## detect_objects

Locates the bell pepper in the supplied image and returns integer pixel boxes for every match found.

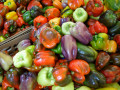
[27,0,42,10]
[0,52,13,71]
[77,42,98,62]
[13,50,33,68]
[2,77,12,90]
[3,29,10,38]
[30,6,43,18]
[103,40,117,53]
[16,6,26,17]
[4,0,17,10]
[104,0,120,11]
[86,0,104,17]
[101,65,120,83]
[61,6,73,18]
[45,8,60,21]
[20,72,37,90]
[40,27,61,49]
[99,10,117,28]
[25,45,35,57]
[42,0,52,6]
[73,7,88,22]
[23,11,33,25]
[0,36,6,42]
[89,21,108,35]
[29,27,37,43]
[76,86,91,90]
[105,83,120,89]
[0,4,9,17]
[90,33,108,50]
[53,25,62,35]
[68,0,84,10]
[114,34,120,46]
[16,17,25,27]
[49,18,60,28]
[42,6,55,13]
[52,66,72,86]
[34,51,56,67]
[0,15,3,30]
[62,21,75,35]
[110,53,120,66]
[96,52,110,70]
[37,67,55,86]
[52,82,74,90]
[53,0,63,10]
[55,59,68,67]
[87,19,97,26]
[51,42,62,54]
[61,35,77,61]
[109,21,120,36]
[4,20,17,33]
[96,87,117,90]
[83,63,106,88]
[6,68,22,89]
[70,22,93,45]
[33,15,47,28]
[6,11,18,20]
[17,0,30,6]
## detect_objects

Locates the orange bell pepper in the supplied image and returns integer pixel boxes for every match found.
[53,0,63,10]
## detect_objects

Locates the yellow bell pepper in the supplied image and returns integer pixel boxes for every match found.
[4,0,17,11]
[6,11,18,20]
[96,87,117,90]
[49,17,60,28]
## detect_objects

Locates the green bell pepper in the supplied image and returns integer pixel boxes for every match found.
[25,45,35,57]
[42,6,55,13]
[90,33,108,50]
[105,83,120,90]
[104,0,120,11]
[37,67,55,86]
[53,25,63,35]
[83,63,106,88]
[7,87,14,90]
[99,10,117,28]
[76,86,91,90]
[61,6,73,18]
[77,42,98,62]
[52,82,74,90]
[73,8,88,22]
[0,36,6,42]
[13,50,32,68]
[51,42,62,54]
[109,21,120,36]
[23,11,33,25]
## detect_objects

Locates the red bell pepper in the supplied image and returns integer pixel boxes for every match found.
[88,21,108,35]
[42,0,53,6]
[34,51,56,67]
[33,15,47,28]
[68,0,84,10]
[16,6,26,17]
[96,52,110,70]
[86,0,104,17]
[27,0,43,10]
[29,27,37,42]
[87,19,97,26]
[114,34,120,46]
[0,4,9,17]
[16,17,25,27]
[45,8,60,21]
[101,65,120,83]
[55,59,68,67]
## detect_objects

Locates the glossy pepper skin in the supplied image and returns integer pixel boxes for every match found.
[40,27,61,49]
[110,53,120,66]
[114,34,120,46]
[53,0,63,10]
[96,52,110,70]
[108,21,120,36]
[101,65,120,83]
[34,51,56,67]
[42,6,55,13]
[86,0,104,17]
[16,17,25,27]
[49,18,60,28]
[45,8,60,21]
[42,0,52,6]
[77,42,98,62]
[2,77,12,90]
[16,6,26,17]
[4,0,17,10]
[17,0,30,6]
[23,11,33,25]
[6,11,18,20]
[89,21,108,35]
[99,10,117,28]
[84,63,106,88]
[68,0,84,10]
[34,15,47,28]
[90,33,108,50]
[4,20,17,33]
[51,42,62,54]
[29,27,37,43]
[53,25,62,35]
[0,4,9,17]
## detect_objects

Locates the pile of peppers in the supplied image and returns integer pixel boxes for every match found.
[0,0,120,90]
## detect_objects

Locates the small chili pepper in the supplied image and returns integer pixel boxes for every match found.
[0,4,9,17]
[45,8,60,21]
[4,0,17,10]
[89,21,108,35]
[6,11,18,20]
[16,5,26,17]
[16,17,25,27]
[86,0,104,17]
[33,15,47,28]
[42,0,52,6]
